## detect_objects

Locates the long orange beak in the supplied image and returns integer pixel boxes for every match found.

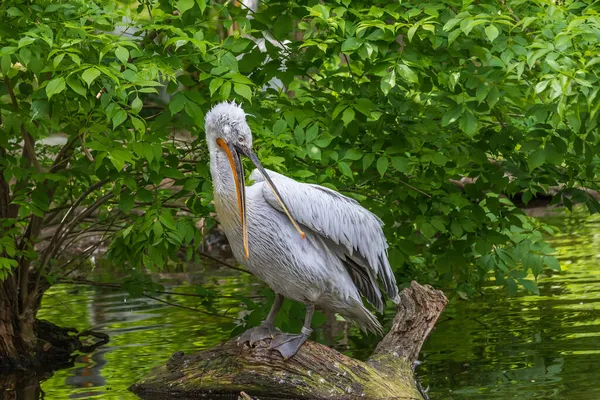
[216,138,249,259]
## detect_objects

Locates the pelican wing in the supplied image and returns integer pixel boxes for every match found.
[250,169,399,311]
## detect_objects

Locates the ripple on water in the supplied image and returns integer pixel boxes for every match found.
[419,212,600,399]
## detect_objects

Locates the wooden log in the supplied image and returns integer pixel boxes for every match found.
[130,281,447,400]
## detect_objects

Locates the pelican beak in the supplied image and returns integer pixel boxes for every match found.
[216,138,249,259]
[233,144,306,241]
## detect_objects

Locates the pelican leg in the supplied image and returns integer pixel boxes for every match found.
[270,303,314,359]
[238,293,284,346]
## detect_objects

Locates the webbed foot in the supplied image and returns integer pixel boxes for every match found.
[238,324,280,347]
[269,327,312,359]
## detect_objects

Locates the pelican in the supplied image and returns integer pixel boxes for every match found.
[205,101,400,359]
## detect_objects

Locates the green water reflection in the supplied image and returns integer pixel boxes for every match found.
[37,209,600,399]
[418,209,600,399]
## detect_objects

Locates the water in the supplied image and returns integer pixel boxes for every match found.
[418,209,600,399]
[34,209,600,399]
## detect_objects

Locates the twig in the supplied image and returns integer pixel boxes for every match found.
[57,237,112,279]
[39,180,110,268]
[143,293,235,319]
[199,251,251,274]
[50,191,116,260]
[20,125,42,172]
[490,105,508,131]
[4,76,18,110]
[392,178,432,198]
[343,53,356,81]
[56,278,261,299]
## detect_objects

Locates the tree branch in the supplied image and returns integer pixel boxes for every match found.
[199,251,250,274]
[39,181,111,268]
[49,192,116,262]
[142,293,235,319]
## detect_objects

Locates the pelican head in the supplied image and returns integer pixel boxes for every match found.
[205,102,305,259]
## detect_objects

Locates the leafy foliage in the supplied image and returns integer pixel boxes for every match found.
[1,0,599,332]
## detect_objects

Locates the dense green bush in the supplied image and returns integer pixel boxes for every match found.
[1,0,599,363]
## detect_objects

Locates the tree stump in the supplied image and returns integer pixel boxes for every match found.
[130,281,447,400]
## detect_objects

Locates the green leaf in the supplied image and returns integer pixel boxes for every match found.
[314,135,333,147]
[380,69,396,95]
[82,68,101,87]
[535,80,549,94]
[485,25,499,42]
[392,156,410,173]
[487,86,500,109]
[441,105,462,127]
[341,107,355,126]
[528,149,546,172]
[53,53,65,69]
[523,253,543,277]
[307,144,321,160]
[338,161,353,178]
[476,84,489,104]
[6,7,23,17]
[112,109,127,129]
[131,97,143,114]
[397,64,418,84]
[109,148,131,171]
[273,120,287,135]
[18,48,31,66]
[294,170,314,178]
[362,153,375,171]
[354,98,375,116]
[305,124,319,142]
[196,0,206,13]
[341,37,362,52]
[519,279,540,295]
[376,156,388,177]
[447,29,462,45]
[119,192,135,212]
[220,81,232,99]
[18,37,35,48]
[115,46,129,64]
[208,78,224,96]
[1,55,10,74]
[344,148,362,161]
[177,0,195,15]
[460,112,478,136]
[294,126,304,144]
[274,14,293,39]
[507,278,518,296]
[169,92,186,115]
[431,153,447,166]
[407,24,418,42]
[420,222,436,238]
[131,117,145,133]
[544,255,560,271]
[451,220,463,237]
[233,83,252,101]
[46,77,65,99]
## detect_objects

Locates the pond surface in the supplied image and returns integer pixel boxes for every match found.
[35,209,600,399]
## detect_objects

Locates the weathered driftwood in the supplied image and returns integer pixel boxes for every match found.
[130,281,447,400]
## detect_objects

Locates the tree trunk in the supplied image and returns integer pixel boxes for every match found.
[0,278,42,369]
[130,281,447,400]
[0,278,96,369]
[0,283,22,366]
[0,371,47,400]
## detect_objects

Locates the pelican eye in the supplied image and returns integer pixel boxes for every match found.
[237,135,244,143]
